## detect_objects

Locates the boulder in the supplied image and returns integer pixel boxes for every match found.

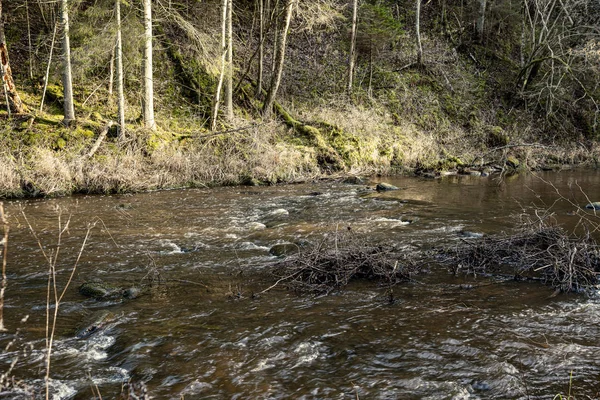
[376,182,399,191]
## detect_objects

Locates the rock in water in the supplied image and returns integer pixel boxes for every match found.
[376,182,399,191]
[586,202,600,210]
[343,176,365,185]
[76,310,116,339]
[269,242,300,257]
[79,281,121,299]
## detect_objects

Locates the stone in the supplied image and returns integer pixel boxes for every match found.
[79,281,120,299]
[343,176,365,185]
[506,156,520,169]
[585,202,600,210]
[376,182,399,191]
[269,242,300,257]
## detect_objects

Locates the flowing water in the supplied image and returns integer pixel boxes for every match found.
[2,170,600,399]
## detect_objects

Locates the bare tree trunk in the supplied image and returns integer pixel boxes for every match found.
[347,0,358,95]
[256,0,264,97]
[40,23,58,113]
[0,0,28,115]
[262,0,294,118]
[116,0,125,137]
[143,0,156,130]
[211,0,228,131]
[108,43,114,99]
[476,0,487,42]
[225,0,233,121]
[416,0,423,64]
[26,0,33,80]
[61,0,75,125]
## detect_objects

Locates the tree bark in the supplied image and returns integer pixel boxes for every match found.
[262,0,294,119]
[347,0,358,95]
[225,0,233,121]
[416,0,423,64]
[0,0,28,114]
[61,0,76,125]
[116,0,125,137]
[211,0,228,131]
[143,0,156,130]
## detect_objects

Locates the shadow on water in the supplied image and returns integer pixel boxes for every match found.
[1,170,600,398]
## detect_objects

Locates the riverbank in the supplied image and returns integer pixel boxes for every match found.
[1,103,599,199]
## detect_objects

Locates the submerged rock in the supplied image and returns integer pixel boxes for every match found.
[376,182,399,191]
[586,202,600,210]
[76,310,117,339]
[458,231,484,239]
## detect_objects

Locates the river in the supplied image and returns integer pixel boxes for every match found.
[1,170,600,399]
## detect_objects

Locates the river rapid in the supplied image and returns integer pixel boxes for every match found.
[1,170,600,399]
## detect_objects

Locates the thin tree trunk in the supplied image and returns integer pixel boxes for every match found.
[0,0,28,114]
[116,0,125,137]
[225,0,233,121]
[416,0,423,64]
[211,0,228,130]
[108,42,114,99]
[40,22,58,113]
[143,0,156,130]
[61,0,76,125]
[262,0,294,119]
[256,0,264,97]
[347,0,358,95]
[476,0,487,42]
[26,0,33,80]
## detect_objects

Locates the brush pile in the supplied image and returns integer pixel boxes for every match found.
[271,230,421,294]
[441,224,600,292]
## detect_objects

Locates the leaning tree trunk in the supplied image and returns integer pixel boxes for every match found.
[116,0,126,136]
[61,0,76,125]
[142,0,156,130]
[347,0,358,95]
[262,0,294,119]
[0,0,28,114]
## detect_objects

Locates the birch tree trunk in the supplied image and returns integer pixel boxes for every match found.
[225,0,233,122]
[262,0,294,119]
[416,0,423,64]
[256,0,264,97]
[0,0,28,114]
[116,0,126,136]
[347,0,358,95]
[143,0,156,130]
[61,0,76,125]
[476,0,487,42]
[211,0,228,131]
